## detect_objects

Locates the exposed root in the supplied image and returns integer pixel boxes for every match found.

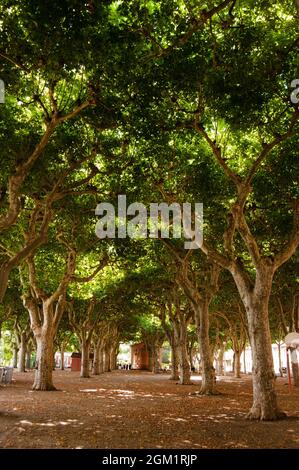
[246,407,287,421]
[190,389,222,396]
[32,384,57,391]
[176,381,195,385]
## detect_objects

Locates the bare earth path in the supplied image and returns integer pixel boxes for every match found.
[0,370,298,449]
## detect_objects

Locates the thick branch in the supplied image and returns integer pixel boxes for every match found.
[274,202,299,270]
[245,108,299,187]
[71,257,108,283]
[194,122,241,187]
[149,0,235,58]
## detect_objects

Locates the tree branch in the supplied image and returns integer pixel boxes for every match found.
[71,257,108,283]
[274,202,299,270]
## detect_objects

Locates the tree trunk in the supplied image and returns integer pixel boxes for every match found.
[148,350,153,372]
[93,342,104,375]
[234,350,241,378]
[169,341,179,380]
[277,342,283,377]
[26,347,31,370]
[13,345,19,368]
[110,347,118,370]
[0,266,10,304]
[18,334,27,372]
[239,273,285,420]
[33,331,56,390]
[177,322,191,385]
[104,348,111,372]
[229,263,286,420]
[80,340,90,378]
[216,345,225,376]
[194,301,217,394]
[243,349,246,374]
[99,348,104,373]
[153,349,160,374]
[290,348,299,386]
[150,347,160,374]
[60,347,65,371]
[189,350,194,370]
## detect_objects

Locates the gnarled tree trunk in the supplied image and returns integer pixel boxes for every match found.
[34,328,56,390]
[235,266,285,420]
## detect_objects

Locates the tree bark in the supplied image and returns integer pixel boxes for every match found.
[169,341,179,380]
[13,345,19,368]
[18,333,27,372]
[290,348,299,386]
[194,301,217,394]
[234,267,286,420]
[26,347,32,370]
[110,347,118,371]
[216,344,225,376]
[277,342,283,377]
[80,340,91,378]
[234,350,241,378]
[104,348,111,372]
[60,347,65,371]
[93,344,104,375]
[243,349,246,374]
[177,322,191,385]
[149,346,161,374]
[152,348,160,374]
[34,330,56,390]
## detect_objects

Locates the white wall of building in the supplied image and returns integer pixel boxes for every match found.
[221,343,290,375]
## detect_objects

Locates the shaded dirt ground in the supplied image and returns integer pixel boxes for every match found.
[0,370,299,449]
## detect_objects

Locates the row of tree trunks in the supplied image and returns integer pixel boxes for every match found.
[160,296,192,384]
[175,260,220,395]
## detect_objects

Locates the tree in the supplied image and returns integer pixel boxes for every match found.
[119,0,298,419]
[69,298,98,378]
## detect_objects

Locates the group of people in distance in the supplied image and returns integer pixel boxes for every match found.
[118,363,132,370]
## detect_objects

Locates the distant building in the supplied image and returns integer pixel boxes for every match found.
[131,343,149,370]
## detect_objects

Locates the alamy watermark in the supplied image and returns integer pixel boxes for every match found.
[291,79,299,104]
[95,195,203,249]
